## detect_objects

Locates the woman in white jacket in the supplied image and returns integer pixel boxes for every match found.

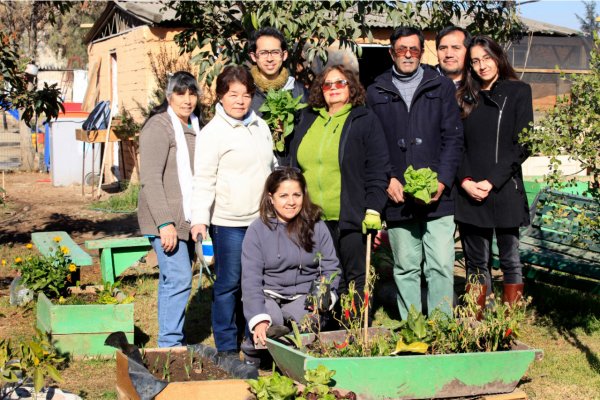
[191,65,274,359]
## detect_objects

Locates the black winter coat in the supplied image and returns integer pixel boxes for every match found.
[366,66,463,222]
[455,79,533,228]
[289,105,390,231]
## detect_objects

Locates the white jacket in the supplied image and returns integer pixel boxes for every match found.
[191,105,274,227]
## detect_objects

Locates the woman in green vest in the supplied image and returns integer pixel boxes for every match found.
[289,64,390,321]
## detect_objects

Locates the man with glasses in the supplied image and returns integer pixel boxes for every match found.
[366,26,463,321]
[248,27,306,115]
[435,26,471,89]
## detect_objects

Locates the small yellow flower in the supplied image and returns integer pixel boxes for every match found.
[53,236,62,243]
[58,296,66,304]
[25,243,33,249]
[68,264,77,272]
[1,259,6,266]
[14,257,22,263]
[60,246,69,255]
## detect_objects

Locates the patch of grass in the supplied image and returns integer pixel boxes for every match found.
[90,183,139,213]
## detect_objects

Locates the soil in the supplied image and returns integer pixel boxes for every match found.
[143,350,231,382]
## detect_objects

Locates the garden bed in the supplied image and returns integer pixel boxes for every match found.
[266,328,543,400]
[36,288,134,357]
[115,347,253,400]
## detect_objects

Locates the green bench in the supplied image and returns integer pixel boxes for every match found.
[31,231,93,267]
[518,189,600,294]
[85,237,152,283]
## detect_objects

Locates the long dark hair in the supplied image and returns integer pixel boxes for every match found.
[308,64,366,109]
[457,35,519,118]
[145,71,202,125]
[259,167,322,253]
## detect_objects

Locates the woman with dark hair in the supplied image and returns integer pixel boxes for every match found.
[289,64,389,312]
[137,71,202,347]
[190,65,275,358]
[455,35,533,309]
[241,167,339,363]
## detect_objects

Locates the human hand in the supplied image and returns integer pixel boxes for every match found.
[475,180,493,192]
[387,177,404,203]
[429,181,446,203]
[362,210,382,234]
[190,224,208,242]
[253,321,269,347]
[159,224,178,252]
[461,180,488,202]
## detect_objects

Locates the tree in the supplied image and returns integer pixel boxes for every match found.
[576,1,600,37]
[168,0,524,86]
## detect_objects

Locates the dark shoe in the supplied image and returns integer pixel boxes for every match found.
[216,350,239,363]
[266,325,290,339]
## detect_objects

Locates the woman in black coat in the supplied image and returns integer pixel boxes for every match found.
[455,35,533,308]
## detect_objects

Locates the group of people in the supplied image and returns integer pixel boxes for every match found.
[137,25,533,367]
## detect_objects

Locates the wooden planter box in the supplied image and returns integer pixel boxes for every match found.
[266,328,543,400]
[36,291,134,357]
[115,348,253,400]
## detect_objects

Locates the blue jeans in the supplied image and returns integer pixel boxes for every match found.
[210,225,247,352]
[388,215,455,319]
[151,237,193,347]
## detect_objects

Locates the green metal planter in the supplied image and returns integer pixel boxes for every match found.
[36,291,134,357]
[266,328,542,400]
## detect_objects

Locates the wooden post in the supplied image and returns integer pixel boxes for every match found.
[363,232,372,345]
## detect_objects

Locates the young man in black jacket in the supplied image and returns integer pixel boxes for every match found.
[366,26,463,321]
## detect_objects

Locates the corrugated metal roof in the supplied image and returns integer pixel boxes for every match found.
[113,0,178,24]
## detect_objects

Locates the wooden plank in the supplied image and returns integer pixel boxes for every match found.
[86,236,151,250]
[480,388,528,399]
[524,266,600,295]
[520,245,600,280]
[31,231,93,266]
[51,331,134,357]
[520,236,600,264]
[75,128,124,143]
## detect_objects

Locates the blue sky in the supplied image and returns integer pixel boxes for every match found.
[518,0,595,31]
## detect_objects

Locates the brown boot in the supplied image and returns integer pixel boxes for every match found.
[466,283,487,321]
[502,283,524,307]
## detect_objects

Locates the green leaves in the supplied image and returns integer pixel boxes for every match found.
[258,90,307,152]
[403,166,439,203]
[12,247,74,299]
[247,370,297,400]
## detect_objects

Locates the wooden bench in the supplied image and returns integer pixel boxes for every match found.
[85,236,216,284]
[85,237,152,283]
[31,231,93,267]
[517,189,600,294]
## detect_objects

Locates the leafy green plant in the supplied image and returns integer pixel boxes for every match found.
[112,107,141,141]
[95,281,134,305]
[247,368,297,400]
[403,165,439,203]
[258,90,307,153]
[12,247,75,299]
[1,330,64,399]
[90,182,140,213]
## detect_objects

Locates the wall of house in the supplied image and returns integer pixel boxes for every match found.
[85,26,186,122]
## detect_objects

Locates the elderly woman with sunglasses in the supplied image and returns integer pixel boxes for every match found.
[289,64,390,318]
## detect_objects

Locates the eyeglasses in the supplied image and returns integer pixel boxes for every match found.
[392,46,422,58]
[321,79,349,91]
[471,54,494,68]
[253,49,284,59]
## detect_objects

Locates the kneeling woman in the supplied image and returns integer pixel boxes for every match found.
[241,168,340,352]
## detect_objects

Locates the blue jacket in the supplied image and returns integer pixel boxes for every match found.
[366,65,463,222]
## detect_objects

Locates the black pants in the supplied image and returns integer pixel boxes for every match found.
[459,223,523,286]
[324,220,366,296]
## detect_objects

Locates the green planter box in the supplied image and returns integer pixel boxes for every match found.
[266,328,542,400]
[36,291,134,357]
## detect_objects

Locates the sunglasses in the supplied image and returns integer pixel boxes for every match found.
[322,79,349,91]
[392,46,422,58]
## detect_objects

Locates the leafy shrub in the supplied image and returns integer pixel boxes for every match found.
[12,247,75,299]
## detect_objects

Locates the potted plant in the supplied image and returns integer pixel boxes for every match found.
[266,277,542,399]
[12,244,135,357]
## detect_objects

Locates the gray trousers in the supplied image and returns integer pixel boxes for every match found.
[265,294,309,326]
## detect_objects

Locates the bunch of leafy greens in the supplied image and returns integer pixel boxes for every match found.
[247,369,297,400]
[403,166,439,203]
[259,90,307,153]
